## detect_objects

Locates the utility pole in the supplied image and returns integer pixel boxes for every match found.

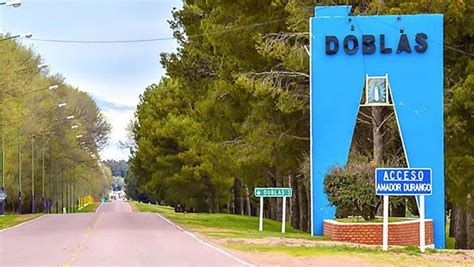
[61,170,64,213]
[42,136,45,212]
[17,129,22,213]
[48,138,52,214]
[1,113,4,188]
[31,136,35,214]
[55,155,59,214]
[0,111,5,216]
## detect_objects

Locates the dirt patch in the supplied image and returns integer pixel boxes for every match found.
[231,251,378,267]
[213,237,474,267]
[215,236,375,248]
[422,249,474,264]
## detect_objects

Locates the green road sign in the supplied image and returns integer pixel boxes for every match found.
[254,187,292,197]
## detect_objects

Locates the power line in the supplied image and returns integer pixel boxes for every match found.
[27,18,288,44]
[443,45,474,57]
[29,36,175,44]
[23,10,473,57]
[367,16,474,57]
[23,6,333,44]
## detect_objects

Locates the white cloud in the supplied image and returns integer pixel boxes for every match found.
[0,0,183,161]
[100,108,135,160]
[100,144,130,161]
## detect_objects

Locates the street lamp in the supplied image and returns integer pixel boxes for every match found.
[41,103,67,213]
[21,84,59,96]
[0,32,32,41]
[13,100,67,214]
[0,0,21,8]
[13,64,49,73]
[31,136,35,213]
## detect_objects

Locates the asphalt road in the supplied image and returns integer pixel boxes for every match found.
[0,201,252,266]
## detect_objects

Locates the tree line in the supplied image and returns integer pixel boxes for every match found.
[0,36,112,214]
[126,0,473,248]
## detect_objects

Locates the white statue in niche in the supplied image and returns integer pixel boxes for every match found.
[366,76,388,104]
[374,84,380,102]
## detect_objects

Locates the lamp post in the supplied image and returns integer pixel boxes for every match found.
[41,102,67,213]
[11,85,60,213]
[72,134,84,213]
[17,129,22,213]
[0,63,41,215]
[54,114,75,214]
[0,67,50,213]
[42,134,46,212]
[0,123,4,215]
[31,136,35,213]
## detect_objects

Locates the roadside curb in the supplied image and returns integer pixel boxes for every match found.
[152,212,255,267]
[0,214,49,233]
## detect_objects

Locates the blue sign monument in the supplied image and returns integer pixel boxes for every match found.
[310,6,445,248]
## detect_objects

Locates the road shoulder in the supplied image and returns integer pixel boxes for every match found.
[133,202,474,267]
[0,214,46,232]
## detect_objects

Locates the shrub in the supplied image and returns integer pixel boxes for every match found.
[323,164,381,221]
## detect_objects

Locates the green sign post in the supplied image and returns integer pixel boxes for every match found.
[254,187,292,197]
[254,187,292,233]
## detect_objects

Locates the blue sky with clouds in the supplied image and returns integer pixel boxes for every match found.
[0,0,182,160]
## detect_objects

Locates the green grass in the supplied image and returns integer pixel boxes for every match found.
[0,213,43,230]
[77,202,100,213]
[336,217,414,223]
[446,222,455,249]
[65,202,100,213]
[226,243,378,256]
[226,240,438,257]
[225,243,436,256]
[134,202,322,240]
[133,202,471,266]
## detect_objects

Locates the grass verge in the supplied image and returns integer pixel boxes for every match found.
[65,202,100,213]
[446,222,455,249]
[134,201,320,240]
[0,213,43,230]
[134,202,471,266]
[226,243,425,256]
[77,202,100,213]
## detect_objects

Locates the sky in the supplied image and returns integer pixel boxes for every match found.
[0,0,182,160]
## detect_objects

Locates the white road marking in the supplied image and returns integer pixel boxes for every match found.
[95,202,103,213]
[153,212,254,267]
[67,212,103,265]
[0,214,49,233]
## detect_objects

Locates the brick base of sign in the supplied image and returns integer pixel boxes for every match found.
[323,219,434,246]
